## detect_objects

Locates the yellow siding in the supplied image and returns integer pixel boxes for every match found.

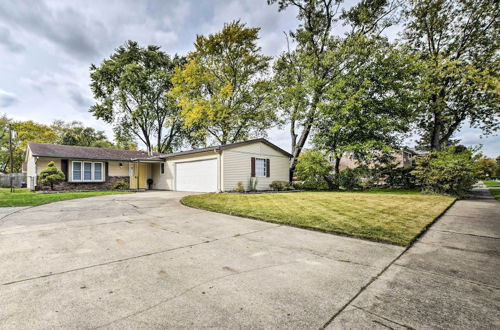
[108,161,129,176]
[36,158,61,174]
[222,142,289,191]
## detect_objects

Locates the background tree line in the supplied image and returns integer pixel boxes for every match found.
[2,0,498,189]
[88,0,498,180]
[0,115,136,172]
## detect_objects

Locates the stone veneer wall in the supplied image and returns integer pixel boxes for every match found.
[37,176,130,191]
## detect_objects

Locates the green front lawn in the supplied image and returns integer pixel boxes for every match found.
[483,180,500,187]
[181,190,455,246]
[488,189,500,201]
[0,188,130,207]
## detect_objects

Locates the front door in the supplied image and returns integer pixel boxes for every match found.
[129,163,149,189]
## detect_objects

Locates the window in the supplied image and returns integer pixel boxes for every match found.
[255,158,267,177]
[84,162,92,180]
[160,163,165,174]
[73,162,82,181]
[71,161,104,182]
[94,163,102,180]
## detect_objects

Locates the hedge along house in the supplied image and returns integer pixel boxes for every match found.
[25,139,291,192]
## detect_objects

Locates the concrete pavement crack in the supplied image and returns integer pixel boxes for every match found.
[351,305,416,329]
[432,229,499,240]
[0,224,282,287]
[0,239,214,286]
[318,243,410,329]
[391,263,500,290]
[93,261,297,329]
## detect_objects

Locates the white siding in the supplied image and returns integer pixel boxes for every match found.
[26,147,36,189]
[151,163,168,190]
[222,142,289,191]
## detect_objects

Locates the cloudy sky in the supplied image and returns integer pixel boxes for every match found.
[0,0,498,157]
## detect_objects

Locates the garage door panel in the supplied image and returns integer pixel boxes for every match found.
[176,159,218,192]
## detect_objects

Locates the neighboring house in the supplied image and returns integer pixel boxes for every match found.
[327,149,419,171]
[25,138,291,192]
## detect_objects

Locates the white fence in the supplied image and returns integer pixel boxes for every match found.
[0,173,27,188]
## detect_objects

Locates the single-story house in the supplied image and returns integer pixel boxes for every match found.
[25,139,291,192]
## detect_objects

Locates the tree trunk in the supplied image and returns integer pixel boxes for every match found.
[334,156,341,176]
[430,110,442,151]
[289,123,312,181]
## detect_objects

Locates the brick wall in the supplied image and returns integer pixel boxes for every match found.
[37,176,130,191]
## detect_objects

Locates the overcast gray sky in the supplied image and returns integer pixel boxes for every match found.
[0,0,497,157]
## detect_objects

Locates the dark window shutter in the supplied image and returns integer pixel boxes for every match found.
[105,162,109,180]
[61,159,68,181]
[251,157,255,177]
[266,158,270,177]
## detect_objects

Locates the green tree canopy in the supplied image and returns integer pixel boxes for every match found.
[313,36,420,175]
[90,41,186,154]
[403,0,500,150]
[171,21,274,145]
[51,120,115,148]
[269,0,403,178]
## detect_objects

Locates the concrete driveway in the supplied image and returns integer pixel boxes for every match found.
[0,191,403,329]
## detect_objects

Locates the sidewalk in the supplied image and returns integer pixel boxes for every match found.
[327,187,500,329]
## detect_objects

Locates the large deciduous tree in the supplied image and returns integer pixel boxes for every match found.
[313,36,420,178]
[51,120,115,149]
[9,120,58,173]
[171,21,274,145]
[90,41,186,154]
[269,0,401,179]
[404,0,499,151]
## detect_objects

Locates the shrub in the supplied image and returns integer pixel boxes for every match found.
[112,180,129,190]
[412,147,477,197]
[375,164,417,189]
[295,150,333,189]
[247,177,258,191]
[234,181,245,192]
[269,181,289,191]
[337,168,362,190]
[39,161,65,190]
[475,157,497,179]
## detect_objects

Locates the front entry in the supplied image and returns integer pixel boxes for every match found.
[129,163,149,189]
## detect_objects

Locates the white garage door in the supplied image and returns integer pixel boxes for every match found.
[175,158,218,192]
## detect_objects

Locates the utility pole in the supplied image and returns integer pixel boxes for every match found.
[9,124,14,192]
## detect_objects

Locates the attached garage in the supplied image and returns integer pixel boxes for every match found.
[175,158,218,192]
[161,138,291,193]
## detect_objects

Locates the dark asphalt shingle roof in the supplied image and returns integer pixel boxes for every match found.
[28,138,292,161]
[28,143,162,161]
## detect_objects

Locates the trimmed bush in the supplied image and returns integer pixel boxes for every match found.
[269,181,289,191]
[39,161,65,190]
[412,147,477,197]
[112,180,129,190]
[234,182,245,192]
